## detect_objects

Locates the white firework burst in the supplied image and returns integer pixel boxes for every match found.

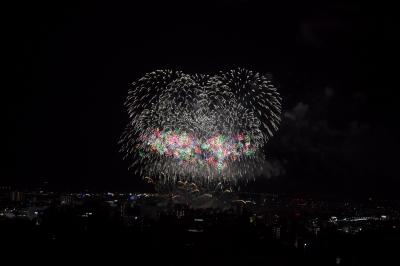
[120,68,282,187]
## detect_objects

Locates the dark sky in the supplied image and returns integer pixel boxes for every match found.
[7,1,398,197]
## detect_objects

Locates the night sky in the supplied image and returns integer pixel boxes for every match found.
[7,1,397,198]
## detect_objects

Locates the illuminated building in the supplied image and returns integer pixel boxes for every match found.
[10,191,24,202]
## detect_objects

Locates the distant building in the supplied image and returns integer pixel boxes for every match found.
[10,191,24,202]
[60,194,73,205]
[0,186,11,201]
[272,226,281,240]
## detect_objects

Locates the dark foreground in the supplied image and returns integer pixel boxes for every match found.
[1,191,400,265]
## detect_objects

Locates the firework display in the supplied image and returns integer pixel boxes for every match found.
[120,68,281,185]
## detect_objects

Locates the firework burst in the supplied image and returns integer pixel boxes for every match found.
[120,68,281,187]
